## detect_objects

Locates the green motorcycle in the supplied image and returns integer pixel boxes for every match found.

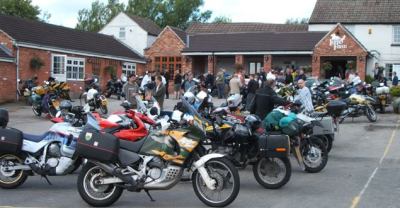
[75,100,240,207]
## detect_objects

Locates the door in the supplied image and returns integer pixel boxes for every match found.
[51,54,67,81]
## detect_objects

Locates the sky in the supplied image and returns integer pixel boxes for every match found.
[31,0,318,28]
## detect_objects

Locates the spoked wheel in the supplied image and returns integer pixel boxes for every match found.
[192,157,240,207]
[253,157,291,189]
[302,138,328,173]
[77,163,123,207]
[317,135,333,153]
[0,154,28,189]
[366,105,377,122]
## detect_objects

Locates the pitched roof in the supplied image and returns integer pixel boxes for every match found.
[186,22,308,34]
[128,15,162,36]
[310,0,400,24]
[183,32,327,53]
[0,14,144,62]
[169,26,187,44]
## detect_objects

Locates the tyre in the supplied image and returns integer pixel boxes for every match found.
[48,106,58,118]
[366,105,377,122]
[317,135,333,153]
[32,105,42,117]
[302,137,328,173]
[192,157,240,207]
[0,154,28,189]
[77,163,123,207]
[253,157,291,189]
[100,105,108,115]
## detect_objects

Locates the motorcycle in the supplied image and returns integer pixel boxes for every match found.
[0,108,82,189]
[31,81,61,118]
[105,78,124,100]
[75,100,240,207]
[80,78,108,115]
[374,83,390,113]
[339,94,377,123]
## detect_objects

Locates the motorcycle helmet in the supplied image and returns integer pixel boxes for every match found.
[60,100,73,111]
[245,114,262,131]
[227,94,241,111]
[183,91,196,105]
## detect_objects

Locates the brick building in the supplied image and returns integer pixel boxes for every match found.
[0,14,145,103]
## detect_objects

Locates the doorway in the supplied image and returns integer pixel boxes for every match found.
[321,56,356,79]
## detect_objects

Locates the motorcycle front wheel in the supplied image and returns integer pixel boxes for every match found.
[302,137,328,173]
[366,105,377,122]
[77,163,123,207]
[253,157,291,189]
[192,157,240,207]
[0,154,28,189]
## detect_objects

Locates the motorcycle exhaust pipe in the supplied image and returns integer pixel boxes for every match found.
[90,160,137,186]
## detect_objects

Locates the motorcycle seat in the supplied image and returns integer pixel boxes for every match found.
[119,138,146,153]
[23,132,49,142]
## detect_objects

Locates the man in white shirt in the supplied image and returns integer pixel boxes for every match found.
[141,71,151,89]
[294,79,314,113]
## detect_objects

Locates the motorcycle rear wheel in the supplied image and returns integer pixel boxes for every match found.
[192,157,240,207]
[77,163,123,207]
[253,157,291,189]
[0,154,28,189]
[302,138,328,173]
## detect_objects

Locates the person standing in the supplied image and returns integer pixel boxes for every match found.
[250,79,285,119]
[295,69,307,82]
[294,79,314,113]
[163,71,170,99]
[246,74,259,111]
[393,72,399,86]
[154,76,166,110]
[123,74,139,108]
[184,74,196,92]
[285,68,293,84]
[216,69,225,99]
[140,71,151,89]
[229,74,242,95]
[174,70,182,99]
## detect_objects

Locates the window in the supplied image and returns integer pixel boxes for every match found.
[122,62,136,77]
[249,62,263,74]
[152,56,183,80]
[66,57,85,80]
[52,55,65,75]
[393,26,400,44]
[119,27,126,39]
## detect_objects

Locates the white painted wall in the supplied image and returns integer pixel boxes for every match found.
[99,13,148,56]
[309,24,400,76]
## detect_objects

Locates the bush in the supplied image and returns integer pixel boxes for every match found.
[390,86,400,97]
[365,75,374,84]
[30,57,44,70]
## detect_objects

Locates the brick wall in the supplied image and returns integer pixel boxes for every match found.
[0,61,16,103]
[0,31,14,53]
[313,24,368,79]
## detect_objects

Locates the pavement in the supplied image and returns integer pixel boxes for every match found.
[1,98,400,208]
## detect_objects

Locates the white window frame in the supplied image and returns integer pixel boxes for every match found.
[66,57,85,81]
[122,62,136,77]
[393,25,400,44]
[119,27,126,39]
[51,54,67,81]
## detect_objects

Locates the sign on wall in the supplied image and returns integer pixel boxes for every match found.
[329,32,347,50]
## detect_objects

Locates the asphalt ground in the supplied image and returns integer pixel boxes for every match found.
[0,98,399,208]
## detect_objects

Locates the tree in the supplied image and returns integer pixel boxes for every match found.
[212,16,232,23]
[285,17,309,25]
[0,0,40,20]
[76,0,125,32]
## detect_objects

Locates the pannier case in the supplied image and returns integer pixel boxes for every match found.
[0,128,23,153]
[327,100,347,117]
[77,128,119,162]
[259,134,290,158]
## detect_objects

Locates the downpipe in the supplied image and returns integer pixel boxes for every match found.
[193,153,225,190]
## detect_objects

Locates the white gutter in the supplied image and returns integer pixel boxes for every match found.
[182,51,313,56]
[0,58,15,63]
[16,42,146,64]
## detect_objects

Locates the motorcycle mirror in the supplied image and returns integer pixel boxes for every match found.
[150,107,158,116]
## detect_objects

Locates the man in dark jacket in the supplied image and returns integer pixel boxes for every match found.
[250,79,285,119]
[154,76,166,110]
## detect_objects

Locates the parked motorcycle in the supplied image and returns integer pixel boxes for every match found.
[339,94,377,123]
[374,83,390,113]
[0,108,82,189]
[80,78,108,115]
[31,82,61,118]
[75,100,240,207]
[105,78,124,100]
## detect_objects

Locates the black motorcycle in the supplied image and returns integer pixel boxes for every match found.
[105,78,124,100]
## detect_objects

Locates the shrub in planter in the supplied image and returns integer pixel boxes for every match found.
[365,75,374,84]
[30,57,44,70]
[104,65,117,77]
[390,86,400,113]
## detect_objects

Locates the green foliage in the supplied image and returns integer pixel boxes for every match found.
[212,16,232,23]
[285,17,309,25]
[365,75,374,84]
[390,86,400,97]
[0,0,40,20]
[322,62,333,71]
[76,0,212,32]
[30,57,44,70]
[303,66,312,73]
[105,65,117,77]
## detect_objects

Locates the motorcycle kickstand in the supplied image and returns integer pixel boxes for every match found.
[145,190,155,202]
[42,175,52,185]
